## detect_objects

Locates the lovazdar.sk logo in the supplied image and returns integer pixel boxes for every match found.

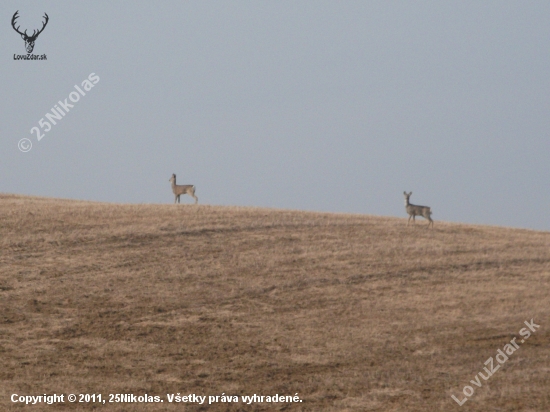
[11,10,48,60]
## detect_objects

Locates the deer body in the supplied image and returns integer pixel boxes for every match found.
[169,174,198,204]
[404,191,433,228]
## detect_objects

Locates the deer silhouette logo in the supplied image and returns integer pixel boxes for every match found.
[11,11,49,54]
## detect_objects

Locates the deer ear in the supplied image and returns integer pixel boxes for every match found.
[21,34,25,40]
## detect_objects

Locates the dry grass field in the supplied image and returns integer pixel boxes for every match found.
[0,194,549,411]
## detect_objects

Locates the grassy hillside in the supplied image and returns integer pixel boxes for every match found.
[0,194,549,411]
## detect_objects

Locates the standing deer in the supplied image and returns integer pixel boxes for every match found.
[404,191,433,228]
[169,174,198,204]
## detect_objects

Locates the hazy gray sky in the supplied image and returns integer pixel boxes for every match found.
[2,1,550,230]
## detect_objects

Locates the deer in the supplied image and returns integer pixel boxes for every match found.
[11,11,49,54]
[169,174,198,204]
[403,191,433,228]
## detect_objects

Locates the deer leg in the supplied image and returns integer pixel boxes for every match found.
[425,212,433,229]
[187,188,198,204]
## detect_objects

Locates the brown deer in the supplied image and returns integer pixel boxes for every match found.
[404,191,433,228]
[169,174,198,204]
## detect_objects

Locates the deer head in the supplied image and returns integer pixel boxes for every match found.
[11,11,49,54]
